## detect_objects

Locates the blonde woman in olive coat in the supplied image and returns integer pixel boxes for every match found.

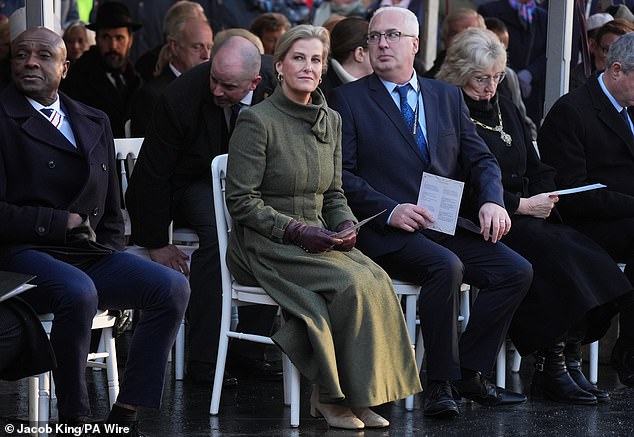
[225,25,421,430]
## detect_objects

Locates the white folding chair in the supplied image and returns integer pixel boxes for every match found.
[29,311,119,423]
[414,283,471,365]
[114,137,186,380]
[209,154,301,427]
[391,280,421,411]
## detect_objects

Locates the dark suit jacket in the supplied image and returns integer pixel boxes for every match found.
[329,74,504,258]
[125,58,276,248]
[0,84,125,264]
[538,74,634,225]
[61,46,142,138]
[130,67,177,137]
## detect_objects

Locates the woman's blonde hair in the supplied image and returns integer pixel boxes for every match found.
[273,25,330,75]
[436,27,506,87]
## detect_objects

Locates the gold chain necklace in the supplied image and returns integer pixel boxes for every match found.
[470,102,512,146]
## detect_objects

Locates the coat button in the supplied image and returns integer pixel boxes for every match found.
[48,160,55,169]
[101,163,107,171]
[37,226,46,234]
[91,208,100,216]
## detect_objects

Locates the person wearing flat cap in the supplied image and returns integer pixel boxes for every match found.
[61,1,142,138]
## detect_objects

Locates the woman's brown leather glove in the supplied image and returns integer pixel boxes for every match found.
[333,220,356,252]
[283,219,340,253]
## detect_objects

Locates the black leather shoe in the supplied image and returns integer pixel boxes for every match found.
[566,358,610,402]
[423,380,460,418]
[454,372,527,406]
[227,352,283,381]
[186,361,238,387]
[611,337,634,387]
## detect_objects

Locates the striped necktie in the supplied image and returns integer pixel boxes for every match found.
[40,107,63,129]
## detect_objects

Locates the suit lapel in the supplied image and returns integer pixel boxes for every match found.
[418,77,437,165]
[60,94,105,156]
[588,77,634,158]
[2,86,78,154]
[202,93,229,155]
[368,74,424,164]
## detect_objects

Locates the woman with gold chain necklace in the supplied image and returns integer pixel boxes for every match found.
[437,28,634,406]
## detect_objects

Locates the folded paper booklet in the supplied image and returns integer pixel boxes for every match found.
[333,209,387,237]
[0,271,36,303]
[417,172,464,236]
[555,183,607,196]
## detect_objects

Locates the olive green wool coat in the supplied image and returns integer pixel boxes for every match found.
[225,86,421,406]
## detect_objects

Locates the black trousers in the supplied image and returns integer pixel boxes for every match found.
[0,304,25,373]
[576,217,634,340]
[174,181,278,364]
[375,228,532,381]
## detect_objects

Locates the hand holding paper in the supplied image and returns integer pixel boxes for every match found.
[416,173,464,235]
[284,220,341,253]
[333,220,356,251]
[333,209,387,237]
[388,204,435,232]
[517,192,558,219]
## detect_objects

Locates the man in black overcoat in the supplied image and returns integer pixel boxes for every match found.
[126,34,278,385]
[0,27,189,434]
[539,32,634,388]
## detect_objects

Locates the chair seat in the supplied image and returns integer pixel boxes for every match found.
[391,279,420,295]
[39,310,115,331]
[232,283,278,306]
[172,227,200,246]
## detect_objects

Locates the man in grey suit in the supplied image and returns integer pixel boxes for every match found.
[538,32,634,388]
[126,35,278,385]
[329,7,531,418]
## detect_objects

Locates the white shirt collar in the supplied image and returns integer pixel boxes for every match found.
[168,63,182,77]
[598,72,627,113]
[27,95,63,116]
[240,90,254,107]
[379,70,419,95]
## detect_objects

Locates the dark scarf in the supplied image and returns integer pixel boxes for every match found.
[462,92,499,127]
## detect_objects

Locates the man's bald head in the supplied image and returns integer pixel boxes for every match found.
[209,36,262,107]
[12,27,67,61]
[212,35,261,80]
[11,27,69,105]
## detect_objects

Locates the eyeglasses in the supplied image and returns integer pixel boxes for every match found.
[472,72,506,85]
[367,30,416,45]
